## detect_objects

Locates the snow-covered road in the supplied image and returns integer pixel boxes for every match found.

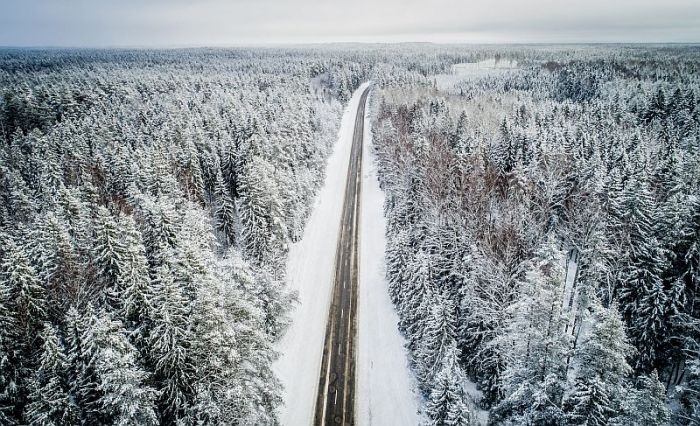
[273,83,421,425]
[273,83,367,426]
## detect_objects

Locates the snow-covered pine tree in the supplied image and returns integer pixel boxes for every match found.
[118,214,152,329]
[0,238,47,420]
[238,155,287,264]
[402,250,436,352]
[417,293,458,390]
[490,241,570,425]
[147,264,196,423]
[93,206,125,308]
[24,324,76,426]
[425,343,475,426]
[615,175,673,370]
[214,166,237,247]
[563,302,634,425]
[28,213,78,314]
[82,310,158,426]
[1,239,47,336]
[613,370,669,425]
[0,257,15,424]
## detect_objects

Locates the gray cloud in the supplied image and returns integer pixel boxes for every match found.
[0,0,698,46]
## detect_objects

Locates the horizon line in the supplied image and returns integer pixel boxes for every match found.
[1,41,700,50]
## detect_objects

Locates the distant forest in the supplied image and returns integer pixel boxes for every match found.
[1,46,699,425]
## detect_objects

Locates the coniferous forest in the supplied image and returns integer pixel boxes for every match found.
[371,46,700,425]
[0,48,352,425]
[1,45,699,425]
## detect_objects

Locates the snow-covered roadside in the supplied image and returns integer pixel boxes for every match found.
[356,88,424,426]
[273,83,370,426]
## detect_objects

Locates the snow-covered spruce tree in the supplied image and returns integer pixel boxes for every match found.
[118,214,153,330]
[663,194,700,398]
[490,241,570,425]
[141,200,179,272]
[0,238,47,421]
[92,206,125,308]
[401,250,436,353]
[613,370,669,425]
[81,310,158,426]
[615,175,677,371]
[457,247,518,405]
[187,251,282,424]
[62,306,92,423]
[237,154,287,265]
[146,264,196,423]
[214,166,237,247]
[27,213,79,314]
[0,256,16,425]
[386,228,414,306]
[425,343,476,426]
[417,292,458,390]
[562,301,634,425]
[24,324,75,426]
[1,239,47,337]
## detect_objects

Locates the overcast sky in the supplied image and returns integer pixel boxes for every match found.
[1,0,699,47]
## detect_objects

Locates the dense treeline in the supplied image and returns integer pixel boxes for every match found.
[372,46,700,425]
[0,48,352,425]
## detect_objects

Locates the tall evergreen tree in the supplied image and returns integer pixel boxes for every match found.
[425,344,475,426]
[613,370,669,426]
[214,166,237,247]
[491,241,569,425]
[82,311,158,426]
[147,264,195,423]
[563,302,634,425]
[93,206,125,307]
[418,293,457,388]
[24,324,75,426]
[238,155,287,264]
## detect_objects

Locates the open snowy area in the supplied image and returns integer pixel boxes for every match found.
[356,89,423,425]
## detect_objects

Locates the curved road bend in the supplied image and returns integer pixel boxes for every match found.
[314,86,371,426]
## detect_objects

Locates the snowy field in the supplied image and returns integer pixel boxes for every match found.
[434,57,519,91]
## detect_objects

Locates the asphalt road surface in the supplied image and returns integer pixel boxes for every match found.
[314,86,371,426]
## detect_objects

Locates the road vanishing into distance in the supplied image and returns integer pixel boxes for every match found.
[314,86,371,426]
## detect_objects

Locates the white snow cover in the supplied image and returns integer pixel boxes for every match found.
[356,88,423,426]
[274,83,370,426]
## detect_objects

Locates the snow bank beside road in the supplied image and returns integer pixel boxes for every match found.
[356,89,423,426]
[273,83,370,426]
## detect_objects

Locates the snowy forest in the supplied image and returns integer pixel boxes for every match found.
[372,46,700,425]
[1,45,699,425]
[0,48,353,425]
[0,46,439,425]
